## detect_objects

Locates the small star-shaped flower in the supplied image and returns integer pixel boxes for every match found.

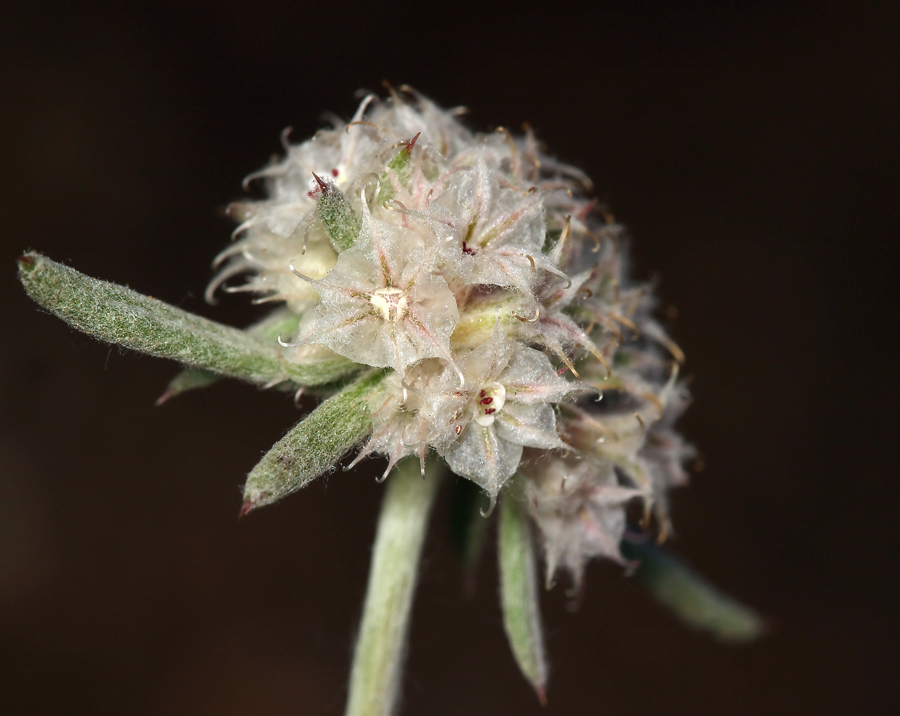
[294,196,459,376]
[425,331,580,503]
[522,456,642,588]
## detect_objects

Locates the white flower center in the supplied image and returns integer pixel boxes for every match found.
[474,381,507,426]
[369,287,408,322]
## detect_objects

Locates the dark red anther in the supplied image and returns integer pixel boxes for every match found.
[479,389,486,398]
[484,408,496,415]
[480,397,493,405]
[462,241,477,256]
[331,168,339,177]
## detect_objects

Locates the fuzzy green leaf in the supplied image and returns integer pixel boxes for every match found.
[345,456,444,716]
[18,252,355,387]
[156,367,221,405]
[499,494,548,704]
[621,539,766,643]
[159,307,304,402]
[241,370,386,512]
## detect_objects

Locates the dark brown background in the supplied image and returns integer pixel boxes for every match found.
[2,2,897,714]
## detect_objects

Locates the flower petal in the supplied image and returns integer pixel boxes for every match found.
[444,423,522,499]
[495,402,566,450]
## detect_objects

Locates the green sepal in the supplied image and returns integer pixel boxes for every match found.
[542,228,563,255]
[316,177,362,252]
[621,538,766,643]
[376,136,419,204]
[240,370,387,513]
[18,252,355,387]
[498,492,548,704]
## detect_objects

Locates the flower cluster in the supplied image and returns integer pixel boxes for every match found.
[214,86,691,585]
[20,86,762,713]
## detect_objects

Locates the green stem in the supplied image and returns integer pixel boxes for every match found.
[345,457,443,716]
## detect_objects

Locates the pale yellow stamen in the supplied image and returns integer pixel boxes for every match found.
[370,287,408,322]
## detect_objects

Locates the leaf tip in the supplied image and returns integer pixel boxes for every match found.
[17,253,38,276]
[238,499,257,519]
[535,684,547,707]
[310,171,329,196]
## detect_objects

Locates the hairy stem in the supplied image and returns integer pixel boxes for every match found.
[345,457,443,716]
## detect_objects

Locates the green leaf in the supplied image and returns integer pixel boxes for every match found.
[240,370,386,512]
[156,367,221,405]
[345,456,444,716]
[499,493,548,704]
[243,305,305,343]
[18,252,355,387]
[621,538,766,643]
[158,307,304,402]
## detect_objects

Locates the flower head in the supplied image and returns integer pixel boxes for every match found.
[19,86,755,715]
[207,86,695,553]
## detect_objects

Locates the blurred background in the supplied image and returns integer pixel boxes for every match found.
[2,2,897,714]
